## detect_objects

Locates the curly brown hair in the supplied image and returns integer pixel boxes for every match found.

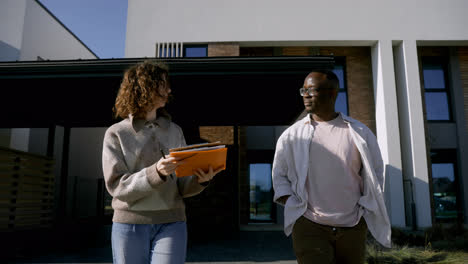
[113,60,169,119]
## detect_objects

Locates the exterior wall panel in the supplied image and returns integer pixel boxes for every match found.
[19,1,97,61]
[0,0,27,61]
[459,47,468,137]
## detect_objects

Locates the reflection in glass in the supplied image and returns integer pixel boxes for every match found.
[425,92,450,120]
[423,68,445,89]
[432,163,457,220]
[249,163,273,221]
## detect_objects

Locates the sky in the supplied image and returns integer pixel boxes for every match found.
[39,0,128,59]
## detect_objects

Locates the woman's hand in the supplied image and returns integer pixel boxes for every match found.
[156,156,183,177]
[194,166,223,183]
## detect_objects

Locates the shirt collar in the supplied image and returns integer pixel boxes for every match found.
[303,112,354,125]
[130,114,170,132]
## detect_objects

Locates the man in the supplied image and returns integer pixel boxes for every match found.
[272,70,391,264]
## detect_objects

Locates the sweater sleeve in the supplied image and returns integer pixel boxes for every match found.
[102,130,166,204]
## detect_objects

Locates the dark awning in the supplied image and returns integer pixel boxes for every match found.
[0,56,334,128]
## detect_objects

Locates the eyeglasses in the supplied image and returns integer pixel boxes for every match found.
[299,87,334,96]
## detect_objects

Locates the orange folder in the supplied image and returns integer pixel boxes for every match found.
[169,143,227,177]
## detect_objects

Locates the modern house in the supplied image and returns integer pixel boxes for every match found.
[1,0,468,249]
[124,0,468,231]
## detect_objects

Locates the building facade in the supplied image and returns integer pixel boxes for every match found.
[124,0,468,230]
[2,0,467,240]
[0,0,97,181]
[0,0,97,62]
[0,0,99,228]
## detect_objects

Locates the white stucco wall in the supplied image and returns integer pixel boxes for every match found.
[0,0,27,61]
[125,0,468,57]
[19,0,97,61]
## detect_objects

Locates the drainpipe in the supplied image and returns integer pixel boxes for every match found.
[404,179,417,230]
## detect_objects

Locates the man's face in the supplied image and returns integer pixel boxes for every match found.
[302,72,336,113]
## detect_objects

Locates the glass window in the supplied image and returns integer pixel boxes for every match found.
[336,92,348,115]
[430,150,460,222]
[332,62,348,115]
[425,92,450,120]
[184,45,207,57]
[423,67,446,89]
[432,163,457,220]
[333,65,345,89]
[422,59,451,121]
[249,163,274,222]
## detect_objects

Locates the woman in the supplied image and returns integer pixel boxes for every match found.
[102,60,222,264]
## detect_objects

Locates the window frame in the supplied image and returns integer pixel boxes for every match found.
[429,149,462,222]
[183,44,208,58]
[246,149,276,223]
[421,57,453,122]
[333,57,349,116]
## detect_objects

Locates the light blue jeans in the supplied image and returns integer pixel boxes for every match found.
[111,221,187,264]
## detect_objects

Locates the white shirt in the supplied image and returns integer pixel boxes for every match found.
[272,113,391,248]
[303,114,364,227]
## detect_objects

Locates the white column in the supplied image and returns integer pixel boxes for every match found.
[371,40,406,227]
[393,40,432,228]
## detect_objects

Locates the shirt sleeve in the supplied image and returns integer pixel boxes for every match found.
[272,133,293,204]
[102,130,166,204]
[366,129,385,191]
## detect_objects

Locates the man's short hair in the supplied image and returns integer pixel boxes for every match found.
[311,69,339,90]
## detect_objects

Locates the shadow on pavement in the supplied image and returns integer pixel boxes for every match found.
[187,231,296,262]
[7,229,296,263]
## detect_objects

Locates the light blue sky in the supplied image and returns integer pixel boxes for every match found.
[39,0,128,59]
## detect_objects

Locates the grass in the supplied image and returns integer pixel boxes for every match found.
[365,223,468,264]
[366,245,468,264]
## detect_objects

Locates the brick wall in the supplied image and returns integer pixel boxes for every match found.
[281,47,310,56]
[199,126,234,145]
[208,43,240,57]
[320,47,376,133]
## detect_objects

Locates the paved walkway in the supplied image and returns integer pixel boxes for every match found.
[8,231,297,264]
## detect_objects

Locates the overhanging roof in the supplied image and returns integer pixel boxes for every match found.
[0,56,334,128]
